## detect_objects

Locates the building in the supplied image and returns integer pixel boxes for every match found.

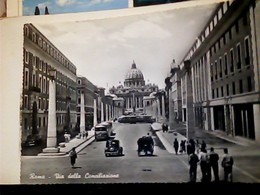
[22,23,78,147]
[109,61,160,116]
[76,76,104,130]
[168,0,260,143]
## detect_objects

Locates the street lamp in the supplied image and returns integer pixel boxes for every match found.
[42,68,60,154]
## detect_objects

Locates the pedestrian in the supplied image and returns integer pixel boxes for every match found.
[221,148,234,182]
[181,140,186,154]
[201,140,207,151]
[69,147,77,168]
[173,138,179,155]
[209,147,219,182]
[188,151,199,182]
[198,148,211,182]
[195,139,200,154]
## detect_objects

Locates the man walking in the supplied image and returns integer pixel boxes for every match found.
[188,151,199,182]
[221,148,234,182]
[209,147,219,182]
[173,138,179,155]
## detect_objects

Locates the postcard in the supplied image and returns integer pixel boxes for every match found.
[1,0,260,185]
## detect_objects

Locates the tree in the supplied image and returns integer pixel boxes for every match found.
[45,6,49,15]
[34,6,40,15]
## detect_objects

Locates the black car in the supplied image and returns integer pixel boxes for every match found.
[104,139,123,157]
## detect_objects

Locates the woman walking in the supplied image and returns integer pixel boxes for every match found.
[69,147,77,168]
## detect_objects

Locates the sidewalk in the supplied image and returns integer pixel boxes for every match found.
[37,130,95,156]
[151,122,260,156]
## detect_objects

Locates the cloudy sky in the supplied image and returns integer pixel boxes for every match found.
[32,2,218,92]
[23,0,129,15]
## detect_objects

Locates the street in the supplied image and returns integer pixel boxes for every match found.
[21,122,260,184]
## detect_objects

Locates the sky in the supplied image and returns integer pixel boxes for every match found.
[32,2,218,92]
[23,0,129,15]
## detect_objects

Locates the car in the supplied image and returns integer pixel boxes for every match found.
[104,139,123,157]
[23,134,41,147]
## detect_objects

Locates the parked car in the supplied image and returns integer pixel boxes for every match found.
[94,124,109,141]
[104,139,123,157]
[24,134,41,147]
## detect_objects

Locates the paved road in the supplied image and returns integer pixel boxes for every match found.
[21,123,191,184]
[21,122,260,184]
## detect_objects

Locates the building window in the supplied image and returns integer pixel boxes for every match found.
[219,58,222,78]
[39,74,42,91]
[32,32,36,42]
[24,50,29,64]
[215,61,218,80]
[47,45,50,53]
[216,88,219,98]
[32,72,36,87]
[78,98,81,104]
[38,38,42,47]
[221,86,224,97]
[239,79,243,93]
[244,37,250,65]
[39,117,41,128]
[232,82,236,95]
[236,43,242,69]
[218,9,222,20]
[77,79,81,85]
[212,89,215,99]
[43,42,46,51]
[38,98,41,110]
[24,26,29,37]
[224,53,228,75]
[230,49,234,72]
[43,77,46,93]
[24,95,29,109]
[43,117,46,127]
[226,84,229,96]
[39,60,42,71]
[24,68,29,89]
[247,76,252,92]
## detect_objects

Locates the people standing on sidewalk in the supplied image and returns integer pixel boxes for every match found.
[221,148,234,182]
[180,140,186,154]
[187,139,196,155]
[201,140,207,151]
[209,147,219,182]
[162,123,168,133]
[173,138,179,155]
[188,151,199,182]
[69,147,77,168]
[198,148,211,182]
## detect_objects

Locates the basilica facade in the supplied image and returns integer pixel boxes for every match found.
[109,61,159,115]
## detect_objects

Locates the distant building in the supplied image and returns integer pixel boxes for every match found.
[76,76,104,129]
[109,61,159,115]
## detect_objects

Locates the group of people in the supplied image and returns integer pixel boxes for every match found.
[187,139,234,183]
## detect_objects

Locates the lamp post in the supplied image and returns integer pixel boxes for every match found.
[42,68,60,153]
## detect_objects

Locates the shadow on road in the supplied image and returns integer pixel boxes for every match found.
[72,166,82,169]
